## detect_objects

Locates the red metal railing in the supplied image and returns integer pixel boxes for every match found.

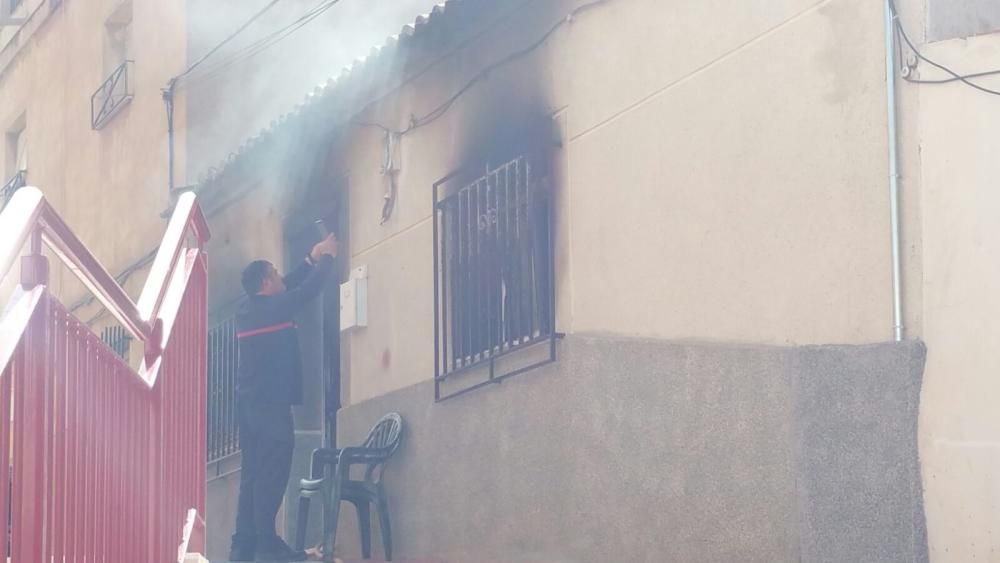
[0,187,210,562]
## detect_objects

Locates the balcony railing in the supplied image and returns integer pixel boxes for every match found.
[1,170,25,210]
[91,60,133,130]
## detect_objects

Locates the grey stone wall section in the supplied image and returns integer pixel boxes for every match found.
[792,343,928,563]
[332,336,927,562]
[927,0,1000,42]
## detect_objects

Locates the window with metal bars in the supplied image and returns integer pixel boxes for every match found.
[207,317,240,463]
[432,154,556,401]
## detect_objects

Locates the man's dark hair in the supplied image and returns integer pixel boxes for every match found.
[241,260,272,296]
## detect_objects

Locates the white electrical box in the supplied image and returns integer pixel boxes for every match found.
[340,265,368,331]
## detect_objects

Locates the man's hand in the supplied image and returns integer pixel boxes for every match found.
[310,234,338,262]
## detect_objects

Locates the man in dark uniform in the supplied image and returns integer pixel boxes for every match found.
[229,234,338,562]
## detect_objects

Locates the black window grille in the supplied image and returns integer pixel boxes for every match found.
[0,170,25,210]
[99,325,132,361]
[207,317,240,463]
[91,60,133,130]
[432,154,557,401]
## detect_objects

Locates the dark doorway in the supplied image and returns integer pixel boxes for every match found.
[284,207,341,448]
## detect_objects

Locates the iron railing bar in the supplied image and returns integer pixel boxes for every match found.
[434,332,557,382]
[463,187,473,365]
[512,158,524,346]
[432,179,441,382]
[208,328,217,461]
[436,353,558,403]
[443,200,462,372]
[526,159,537,340]
[473,175,483,362]
[442,198,451,374]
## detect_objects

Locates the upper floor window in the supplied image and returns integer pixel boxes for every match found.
[2,116,26,208]
[432,153,557,401]
[92,1,133,129]
[104,1,132,75]
[5,116,26,177]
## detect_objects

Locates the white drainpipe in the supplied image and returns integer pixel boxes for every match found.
[884,0,904,341]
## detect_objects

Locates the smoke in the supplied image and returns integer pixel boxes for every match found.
[182,0,443,186]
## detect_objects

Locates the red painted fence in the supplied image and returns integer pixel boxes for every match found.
[0,187,210,562]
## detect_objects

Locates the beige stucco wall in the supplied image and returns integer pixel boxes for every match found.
[0,0,186,316]
[326,0,901,406]
[916,32,1000,562]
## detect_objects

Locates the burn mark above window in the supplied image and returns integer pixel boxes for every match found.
[432,153,557,401]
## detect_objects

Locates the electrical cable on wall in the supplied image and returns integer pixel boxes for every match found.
[176,0,282,82]
[162,0,343,192]
[177,0,345,88]
[356,0,610,223]
[888,0,1000,97]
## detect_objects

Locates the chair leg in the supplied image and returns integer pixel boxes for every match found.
[322,481,342,563]
[376,493,393,562]
[355,500,372,560]
[295,495,311,551]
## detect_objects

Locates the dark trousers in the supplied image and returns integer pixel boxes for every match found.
[232,397,295,550]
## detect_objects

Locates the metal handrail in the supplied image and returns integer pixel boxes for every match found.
[0,186,210,386]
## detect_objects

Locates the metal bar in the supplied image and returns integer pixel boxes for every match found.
[457,190,466,364]
[526,159,537,341]
[207,327,217,461]
[137,192,211,323]
[466,186,475,362]
[12,293,47,562]
[512,158,523,345]
[547,170,557,361]
[473,176,483,360]
[227,319,236,457]
[0,344,14,563]
[437,354,559,402]
[501,163,510,349]
[432,179,441,383]
[487,170,497,359]
[85,338,96,561]
[434,333,556,382]
[884,0,904,341]
[440,196,449,377]
[50,311,65,559]
[449,198,459,371]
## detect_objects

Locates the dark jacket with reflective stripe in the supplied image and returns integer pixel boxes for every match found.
[236,255,333,406]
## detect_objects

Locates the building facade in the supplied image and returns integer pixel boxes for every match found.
[4,0,1000,560]
[197,0,1000,560]
[0,0,186,336]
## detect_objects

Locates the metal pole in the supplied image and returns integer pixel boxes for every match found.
[884,0,904,341]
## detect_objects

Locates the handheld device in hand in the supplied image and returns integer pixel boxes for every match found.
[314,219,330,239]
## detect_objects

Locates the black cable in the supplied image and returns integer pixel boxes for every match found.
[175,0,282,82]
[179,0,342,88]
[904,68,1000,85]
[404,0,609,133]
[201,0,610,190]
[888,0,1000,96]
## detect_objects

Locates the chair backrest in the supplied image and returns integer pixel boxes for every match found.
[362,412,404,457]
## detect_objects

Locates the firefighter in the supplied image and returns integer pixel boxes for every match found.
[229,233,337,562]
